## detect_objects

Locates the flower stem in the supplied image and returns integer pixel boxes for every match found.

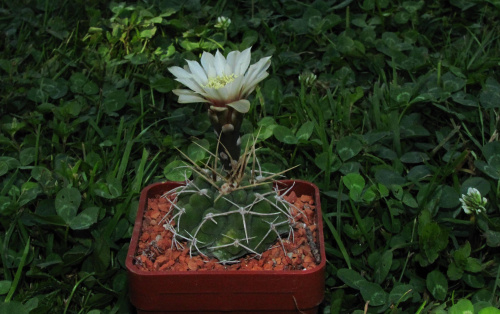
[208,106,243,171]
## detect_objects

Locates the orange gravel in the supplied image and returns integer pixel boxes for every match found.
[133,190,320,271]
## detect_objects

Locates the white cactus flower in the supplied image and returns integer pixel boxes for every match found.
[459,187,487,215]
[168,47,271,113]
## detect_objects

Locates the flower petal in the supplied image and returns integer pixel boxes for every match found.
[168,66,192,79]
[201,51,216,78]
[226,50,240,73]
[173,89,211,103]
[241,56,271,96]
[186,60,208,86]
[235,47,251,77]
[175,77,207,96]
[227,99,250,113]
[204,86,227,104]
[214,50,226,76]
[462,206,471,214]
[220,75,244,101]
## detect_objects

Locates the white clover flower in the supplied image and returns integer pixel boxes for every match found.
[215,16,231,29]
[168,47,271,114]
[299,72,317,87]
[459,187,487,215]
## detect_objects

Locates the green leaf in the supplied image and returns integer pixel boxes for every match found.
[474,160,499,180]
[93,177,122,199]
[296,121,315,141]
[359,282,388,307]
[0,301,30,314]
[449,299,474,314]
[447,261,464,281]
[392,185,404,200]
[426,270,448,301]
[400,151,429,164]
[483,230,500,247]
[19,147,36,166]
[18,182,42,206]
[36,253,62,268]
[375,168,406,187]
[273,125,298,144]
[187,139,209,163]
[402,191,418,208]
[461,177,490,196]
[69,207,100,230]
[339,161,361,175]
[103,90,127,113]
[362,184,377,203]
[452,91,479,107]
[150,77,175,93]
[55,187,81,223]
[336,136,363,161]
[479,307,500,314]
[453,241,471,268]
[164,160,192,181]
[255,117,277,140]
[342,173,365,201]
[450,0,477,10]
[0,157,20,176]
[482,141,500,169]
[441,72,466,93]
[0,280,12,295]
[2,117,27,136]
[389,284,413,304]
[125,52,149,65]
[463,273,485,288]
[240,30,258,49]
[70,72,87,91]
[336,268,367,289]
[0,59,13,73]
[479,77,500,109]
[419,216,448,264]
[475,142,500,179]
[373,250,393,284]
[41,78,68,99]
[70,72,98,95]
[180,40,200,51]
[438,185,460,209]
[315,152,342,172]
[91,231,111,271]
[465,257,482,273]
[139,26,157,38]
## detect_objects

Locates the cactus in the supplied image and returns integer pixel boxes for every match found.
[164,47,297,263]
[160,144,303,263]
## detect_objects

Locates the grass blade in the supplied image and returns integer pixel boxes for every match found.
[4,238,30,302]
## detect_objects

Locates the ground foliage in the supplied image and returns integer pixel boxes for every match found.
[0,0,500,313]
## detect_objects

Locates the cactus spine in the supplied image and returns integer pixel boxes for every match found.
[161,145,303,263]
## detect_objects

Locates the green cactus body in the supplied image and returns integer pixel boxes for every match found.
[163,171,295,263]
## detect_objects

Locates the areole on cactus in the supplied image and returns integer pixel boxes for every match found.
[168,47,271,170]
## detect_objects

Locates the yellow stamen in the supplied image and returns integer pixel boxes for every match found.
[205,74,236,89]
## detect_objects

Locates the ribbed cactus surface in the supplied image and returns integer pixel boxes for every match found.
[163,171,294,263]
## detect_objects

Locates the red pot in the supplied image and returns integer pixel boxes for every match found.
[126,180,326,313]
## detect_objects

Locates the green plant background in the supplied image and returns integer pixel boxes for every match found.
[0,0,499,313]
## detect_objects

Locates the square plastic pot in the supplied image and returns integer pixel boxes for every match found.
[126,180,326,313]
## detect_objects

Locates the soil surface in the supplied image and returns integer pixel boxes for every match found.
[133,188,320,271]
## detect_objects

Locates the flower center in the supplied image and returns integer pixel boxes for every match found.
[205,74,236,89]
